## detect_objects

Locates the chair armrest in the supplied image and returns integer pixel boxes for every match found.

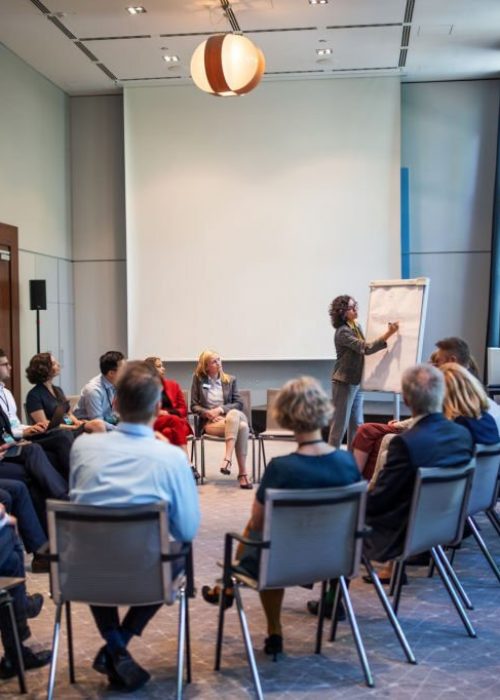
[355,527,372,539]
[222,532,270,588]
[161,543,196,597]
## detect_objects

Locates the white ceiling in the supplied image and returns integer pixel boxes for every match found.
[0,0,499,95]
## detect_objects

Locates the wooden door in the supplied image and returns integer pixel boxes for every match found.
[0,223,20,409]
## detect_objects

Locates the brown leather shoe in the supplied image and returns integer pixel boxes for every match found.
[237,474,253,490]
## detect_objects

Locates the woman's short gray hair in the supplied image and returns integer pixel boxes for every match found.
[272,376,333,433]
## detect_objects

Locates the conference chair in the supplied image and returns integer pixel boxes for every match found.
[384,462,477,638]
[199,389,256,483]
[448,443,500,585]
[45,500,194,700]
[214,482,414,697]
[257,389,296,481]
[0,577,27,694]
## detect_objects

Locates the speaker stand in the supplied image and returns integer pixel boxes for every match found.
[36,308,40,354]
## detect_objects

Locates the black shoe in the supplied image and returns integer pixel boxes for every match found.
[31,553,50,574]
[201,585,234,609]
[0,646,52,679]
[92,645,110,675]
[363,572,408,586]
[25,593,44,619]
[109,648,150,692]
[306,599,346,621]
[264,634,283,661]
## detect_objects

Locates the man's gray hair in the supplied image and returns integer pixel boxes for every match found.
[401,364,445,415]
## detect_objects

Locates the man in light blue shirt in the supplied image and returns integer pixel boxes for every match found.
[70,361,200,691]
[73,351,125,429]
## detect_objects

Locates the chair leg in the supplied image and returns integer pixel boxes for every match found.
[233,584,264,700]
[362,557,416,664]
[200,437,205,484]
[339,577,374,688]
[388,561,399,596]
[430,547,476,638]
[468,516,500,584]
[176,588,186,700]
[65,601,75,683]
[4,596,27,694]
[486,508,500,536]
[427,558,436,578]
[448,546,457,567]
[47,602,63,700]
[435,545,474,610]
[190,438,197,469]
[214,585,228,671]
[392,562,406,615]
[251,437,256,483]
[329,580,342,642]
[185,593,192,684]
[315,581,327,654]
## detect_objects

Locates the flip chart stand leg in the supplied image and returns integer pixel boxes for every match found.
[393,393,400,421]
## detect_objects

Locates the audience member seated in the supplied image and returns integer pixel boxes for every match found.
[144,357,200,482]
[70,361,200,692]
[201,377,361,656]
[190,349,252,489]
[440,362,500,445]
[363,364,474,580]
[0,479,48,573]
[25,353,104,435]
[0,504,51,679]
[73,351,125,429]
[0,348,74,479]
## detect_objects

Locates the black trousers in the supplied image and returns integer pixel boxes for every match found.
[27,429,73,480]
[90,604,162,640]
[0,480,47,553]
[0,527,28,651]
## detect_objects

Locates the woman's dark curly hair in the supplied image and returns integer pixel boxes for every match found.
[26,352,53,384]
[328,295,352,328]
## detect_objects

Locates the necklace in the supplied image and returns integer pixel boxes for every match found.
[297,439,323,447]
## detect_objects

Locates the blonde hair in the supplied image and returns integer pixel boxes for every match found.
[440,362,488,420]
[144,356,162,374]
[273,376,333,433]
[194,349,230,383]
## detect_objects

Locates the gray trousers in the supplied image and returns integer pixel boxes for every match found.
[328,381,363,450]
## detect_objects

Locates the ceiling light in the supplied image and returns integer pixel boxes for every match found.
[163,55,179,63]
[126,6,146,15]
[316,48,332,56]
[191,34,265,97]
[309,0,328,5]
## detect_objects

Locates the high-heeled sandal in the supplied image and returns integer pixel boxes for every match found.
[237,473,253,490]
[201,585,234,609]
[220,458,232,475]
[264,634,283,661]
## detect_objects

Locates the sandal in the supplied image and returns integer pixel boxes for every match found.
[237,473,253,490]
[201,585,234,609]
[220,458,232,475]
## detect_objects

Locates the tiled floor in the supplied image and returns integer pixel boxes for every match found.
[4,440,500,699]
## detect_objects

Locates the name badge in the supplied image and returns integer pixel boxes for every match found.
[202,384,210,389]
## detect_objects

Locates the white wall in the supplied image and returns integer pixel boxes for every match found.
[0,43,74,398]
[70,95,127,390]
[402,80,500,377]
[124,78,401,361]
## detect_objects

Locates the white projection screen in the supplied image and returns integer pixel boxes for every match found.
[124,78,401,361]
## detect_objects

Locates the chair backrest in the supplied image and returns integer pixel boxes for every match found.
[467,443,500,516]
[239,389,253,430]
[47,500,178,607]
[258,482,367,589]
[265,389,281,430]
[402,460,475,559]
[67,394,79,412]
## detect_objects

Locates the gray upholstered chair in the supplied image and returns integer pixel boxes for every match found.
[256,389,296,481]
[214,482,415,697]
[199,389,256,483]
[45,500,193,700]
[386,461,477,637]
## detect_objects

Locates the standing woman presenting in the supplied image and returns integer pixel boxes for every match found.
[328,295,399,449]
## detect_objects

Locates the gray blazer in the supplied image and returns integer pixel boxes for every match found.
[332,324,387,385]
[190,374,243,427]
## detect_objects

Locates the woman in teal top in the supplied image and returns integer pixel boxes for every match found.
[202,376,361,657]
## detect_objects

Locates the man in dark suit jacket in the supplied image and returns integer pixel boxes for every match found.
[365,364,474,562]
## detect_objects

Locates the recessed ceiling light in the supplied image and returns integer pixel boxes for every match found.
[163,55,179,63]
[316,48,332,56]
[126,6,146,15]
[309,0,328,5]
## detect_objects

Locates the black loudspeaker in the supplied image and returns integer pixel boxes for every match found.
[29,280,47,310]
